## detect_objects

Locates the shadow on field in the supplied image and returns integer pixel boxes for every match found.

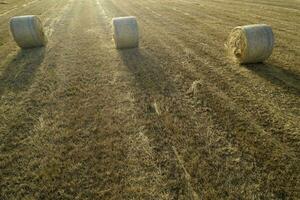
[0,47,45,96]
[118,48,175,95]
[245,62,300,94]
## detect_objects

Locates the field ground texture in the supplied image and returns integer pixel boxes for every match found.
[0,0,299,199]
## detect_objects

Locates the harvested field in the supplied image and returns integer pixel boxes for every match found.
[0,0,299,199]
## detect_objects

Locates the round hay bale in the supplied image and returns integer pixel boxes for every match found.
[227,24,274,64]
[10,15,47,49]
[112,16,139,49]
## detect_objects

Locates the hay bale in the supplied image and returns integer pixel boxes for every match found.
[112,16,139,49]
[227,24,274,64]
[10,15,47,49]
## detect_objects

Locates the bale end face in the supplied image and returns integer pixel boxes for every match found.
[10,15,47,49]
[112,16,139,49]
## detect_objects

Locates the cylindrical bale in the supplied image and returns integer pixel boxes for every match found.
[10,15,47,49]
[112,16,139,49]
[227,24,274,64]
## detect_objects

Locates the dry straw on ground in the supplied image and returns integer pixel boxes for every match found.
[10,15,47,48]
[226,24,274,64]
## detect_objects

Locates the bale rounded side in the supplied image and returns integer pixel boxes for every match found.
[10,15,47,49]
[227,24,274,64]
[112,16,139,49]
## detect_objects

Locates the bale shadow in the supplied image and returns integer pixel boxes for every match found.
[118,48,175,96]
[245,62,300,94]
[0,47,45,96]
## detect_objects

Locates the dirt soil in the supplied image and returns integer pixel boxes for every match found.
[0,0,299,199]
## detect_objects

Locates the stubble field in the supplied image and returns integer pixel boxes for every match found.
[0,0,299,199]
